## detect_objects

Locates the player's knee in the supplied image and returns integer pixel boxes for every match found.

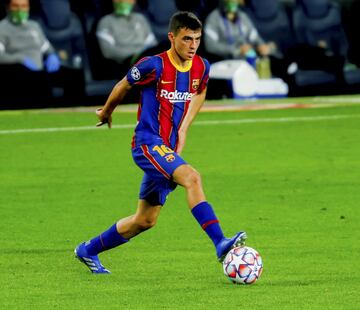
[135,216,157,231]
[184,170,202,189]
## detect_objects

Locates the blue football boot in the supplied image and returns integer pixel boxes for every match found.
[74,242,111,274]
[216,231,247,262]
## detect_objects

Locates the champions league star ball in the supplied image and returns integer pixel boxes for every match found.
[222,246,263,285]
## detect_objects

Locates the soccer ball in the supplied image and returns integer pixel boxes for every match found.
[222,246,263,284]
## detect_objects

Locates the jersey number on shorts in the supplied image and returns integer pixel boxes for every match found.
[152,145,176,163]
[152,145,174,156]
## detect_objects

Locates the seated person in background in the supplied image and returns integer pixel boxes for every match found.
[204,0,275,66]
[0,0,61,104]
[96,0,158,77]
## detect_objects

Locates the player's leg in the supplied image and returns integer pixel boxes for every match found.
[115,199,161,239]
[132,143,246,261]
[75,199,161,273]
[172,164,246,261]
[172,164,205,208]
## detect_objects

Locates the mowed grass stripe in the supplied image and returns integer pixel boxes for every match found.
[0,113,359,135]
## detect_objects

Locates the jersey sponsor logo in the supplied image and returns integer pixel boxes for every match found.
[161,80,173,84]
[192,79,200,90]
[131,67,141,80]
[160,89,193,103]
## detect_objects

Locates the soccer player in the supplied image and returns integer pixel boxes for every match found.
[75,11,246,274]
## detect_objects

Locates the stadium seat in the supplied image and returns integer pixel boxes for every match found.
[34,0,85,102]
[291,0,360,91]
[244,0,300,87]
[343,0,360,66]
[70,0,114,27]
[244,0,296,58]
[175,0,219,22]
[293,0,348,57]
[38,0,85,69]
[341,0,360,87]
[142,0,178,43]
[38,0,117,102]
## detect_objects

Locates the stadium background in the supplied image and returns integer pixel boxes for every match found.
[0,0,360,109]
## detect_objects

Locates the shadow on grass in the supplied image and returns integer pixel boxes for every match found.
[264,279,319,286]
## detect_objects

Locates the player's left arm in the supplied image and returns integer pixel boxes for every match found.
[176,87,207,154]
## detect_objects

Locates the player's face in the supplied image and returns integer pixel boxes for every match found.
[9,0,29,11]
[169,27,202,61]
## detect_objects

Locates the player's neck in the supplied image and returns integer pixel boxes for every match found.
[167,49,192,72]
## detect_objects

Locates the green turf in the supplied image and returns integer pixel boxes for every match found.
[1,98,360,309]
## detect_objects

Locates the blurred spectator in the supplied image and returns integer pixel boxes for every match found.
[204,0,276,65]
[0,0,61,105]
[96,0,158,77]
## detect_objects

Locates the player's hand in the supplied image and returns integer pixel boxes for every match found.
[45,53,61,73]
[23,57,40,71]
[96,108,112,128]
[240,44,253,56]
[176,130,186,155]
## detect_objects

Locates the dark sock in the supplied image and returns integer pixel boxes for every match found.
[191,201,224,246]
[85,223,128,255]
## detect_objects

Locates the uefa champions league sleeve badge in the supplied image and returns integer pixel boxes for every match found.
[131,67,141,81]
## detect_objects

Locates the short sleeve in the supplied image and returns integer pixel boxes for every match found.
[127,56,160,86]
[198,58,210,93]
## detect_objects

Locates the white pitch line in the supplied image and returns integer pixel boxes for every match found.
[0,114,359,135]
[0,124,134,135]
[193,114,360,126]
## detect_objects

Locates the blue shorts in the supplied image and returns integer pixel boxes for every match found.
[132,143,187,206]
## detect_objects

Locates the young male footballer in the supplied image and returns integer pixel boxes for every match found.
[75,11,246,273]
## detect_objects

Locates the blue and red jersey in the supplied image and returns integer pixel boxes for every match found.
[126,51,210,151]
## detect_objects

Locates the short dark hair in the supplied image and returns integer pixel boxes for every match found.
[169,11,202,35]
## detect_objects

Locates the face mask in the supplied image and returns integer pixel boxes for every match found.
[9,10,29,25]
[224,1,238,14]
[113,2,134,16]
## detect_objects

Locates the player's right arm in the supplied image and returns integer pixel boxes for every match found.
[96,56,158,128]
[96,77,132,128]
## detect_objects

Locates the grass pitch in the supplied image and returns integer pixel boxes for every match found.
[0,96,360,309]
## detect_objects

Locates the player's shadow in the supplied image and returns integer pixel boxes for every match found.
[264,280,318,286]
[222,279,319,287]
